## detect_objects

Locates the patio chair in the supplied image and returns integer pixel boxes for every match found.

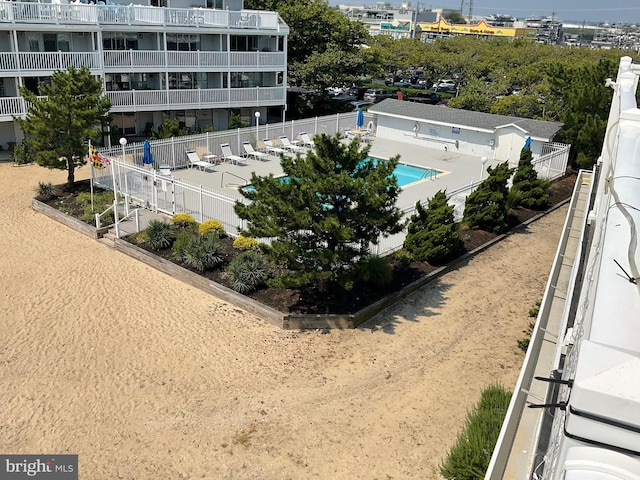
[220,143,246,166]
[263,138,287,156]
[242,141,269,161]
[279,135,307,155]
[298,132,315,148]
[186,150,215,172]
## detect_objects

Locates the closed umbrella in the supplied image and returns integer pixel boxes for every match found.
[142,139,154,167]
[523,136,532,149]
[356,108,364,129]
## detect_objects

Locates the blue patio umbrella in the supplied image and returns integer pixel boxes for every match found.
[523,136,532,149]
[142,139,154,166]
[356,108,364,129]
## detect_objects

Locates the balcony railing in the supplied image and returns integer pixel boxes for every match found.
[0,2,284,31]
[106,86,285,111]
[0,86,285,118]
[102,50,285,69]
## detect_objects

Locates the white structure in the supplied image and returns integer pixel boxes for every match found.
[0,0,288,150]
[369,99,565,166]
[486,56,640,479]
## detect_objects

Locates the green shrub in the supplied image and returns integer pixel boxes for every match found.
[392,249,413,270]
[358,255,393,288]
[172,231,194,263]
[171,213,197,229]
[199,219,224,237]
[528,301,541,318]
[233,235,259,251]
[77,190,115,223]
[35,182,56,201]
[463,162,514,233]
[181,234,225,272]
[511,147,549,210]
[440,384,512,480]
[227,250,269,293]
[404,190,460,264]
[146,219,174,251]
[13,140,36,165]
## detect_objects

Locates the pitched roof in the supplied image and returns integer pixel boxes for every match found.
[369,99,563,140]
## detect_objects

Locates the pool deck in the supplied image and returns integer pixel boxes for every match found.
[167,137,502,213]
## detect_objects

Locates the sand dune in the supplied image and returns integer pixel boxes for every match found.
[0,162,566,479]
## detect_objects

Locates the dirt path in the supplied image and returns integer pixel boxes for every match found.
[0,163,566,479]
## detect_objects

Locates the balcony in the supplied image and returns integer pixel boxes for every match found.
[103,50,286,70]
[0,2,286,32]
[0,86,285,120]
[107,86,286,111]
[0,52,102,73]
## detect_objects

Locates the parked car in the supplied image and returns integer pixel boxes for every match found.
[363,89,396,103]
[407,92,442,105]
[436,79,456,88]
[350,100,374,110]
[384,75,401,86]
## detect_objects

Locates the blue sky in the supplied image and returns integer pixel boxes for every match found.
[329,1,640,25]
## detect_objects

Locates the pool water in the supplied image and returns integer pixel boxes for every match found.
[241,158,440,192]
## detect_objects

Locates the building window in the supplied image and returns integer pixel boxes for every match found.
[206,0,223,8]
[230,35,258,52]
[102,32,139,51]
[167,34,200,52]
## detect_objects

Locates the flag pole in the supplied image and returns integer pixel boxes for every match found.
[88,139,94,211]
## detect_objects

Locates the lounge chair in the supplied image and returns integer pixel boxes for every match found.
[263,138,287,156]
[220,143,246,165]
[242,141,269,161]
[279,135,307,154]
[298,132,315,148]
[186,150,216,172]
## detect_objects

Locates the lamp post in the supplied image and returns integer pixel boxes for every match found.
[480,156,488,182]
[254,111,261,143]
[119,136,127,161]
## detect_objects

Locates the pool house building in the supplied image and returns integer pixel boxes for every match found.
[0,0,288,151]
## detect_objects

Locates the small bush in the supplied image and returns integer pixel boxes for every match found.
[199,219,224,237]
[35,182,56,201]
[440,384,512,480]
[146,219,174,251]
[359,255,393,288]
[227,250,269,293]
[77,190,115,223]
[172,231,194,263]
[171,213,197,229]
[392,249,413,270]
[233,235,259,251]
[181,234,225,272]
[528,300,541,318]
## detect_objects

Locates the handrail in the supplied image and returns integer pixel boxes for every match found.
[221,171,250,188]
[94,202,115,230]
[114,207,141,239]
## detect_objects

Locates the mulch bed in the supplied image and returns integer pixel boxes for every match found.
[42,171,578,314]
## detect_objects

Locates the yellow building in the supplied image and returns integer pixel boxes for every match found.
[417,18,537,42]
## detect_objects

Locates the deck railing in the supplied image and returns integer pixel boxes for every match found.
[0,2,284,31]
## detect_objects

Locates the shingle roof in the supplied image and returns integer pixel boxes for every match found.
[369,99,563,140]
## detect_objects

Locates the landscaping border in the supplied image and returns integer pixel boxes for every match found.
[33,198,571,330]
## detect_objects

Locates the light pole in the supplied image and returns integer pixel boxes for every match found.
[254,111,261,144]
[119,136,127,161]
[479,156,488,182]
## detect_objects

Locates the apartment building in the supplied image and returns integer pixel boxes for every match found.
[0,0,288,150]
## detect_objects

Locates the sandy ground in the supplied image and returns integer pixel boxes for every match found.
[0,162,567,479]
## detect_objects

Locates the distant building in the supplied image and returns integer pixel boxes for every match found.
[416,18,537,43]
[337,3,440,39]
[524,16,563,44]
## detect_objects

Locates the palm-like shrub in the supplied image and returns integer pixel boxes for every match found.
[233,235,259,251]
[227,250,269,293]
[146,219,173,250]
[358,255,393,288]
[172,231,193,262]
[181,234,225,272]
[199,219,224,237]
[404,190,460,264]
[35,182,56,201]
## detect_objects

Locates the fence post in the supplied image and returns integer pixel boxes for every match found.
[291,119,295,139]
[171,136,176,169]
[95,212,100,229]
[336,112,340,136]
[315,116,318,135]
[199,185,204,222]
[113,199,120,238]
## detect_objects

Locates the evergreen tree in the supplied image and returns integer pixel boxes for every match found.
[511,146,549,209]
[16,66,111,186]
[150,116,188,139]
[463,162,514,233]
[227,112,247,130]
[404,190,460,264]
[235,134,403,290]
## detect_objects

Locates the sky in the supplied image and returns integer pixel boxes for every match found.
[329,0,640,25]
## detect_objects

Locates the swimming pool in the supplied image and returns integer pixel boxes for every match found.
[241,158,440,192]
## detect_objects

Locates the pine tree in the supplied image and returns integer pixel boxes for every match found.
[234,134,403,290]
[463,162,514,234]
[404,190,460,264]
[511,147,549,210]
[16,66,111,186]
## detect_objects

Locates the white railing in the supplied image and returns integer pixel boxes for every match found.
[533,142,571,180]
[0,96,25,117]
[0,2,284,31]
[0,51,101,71]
